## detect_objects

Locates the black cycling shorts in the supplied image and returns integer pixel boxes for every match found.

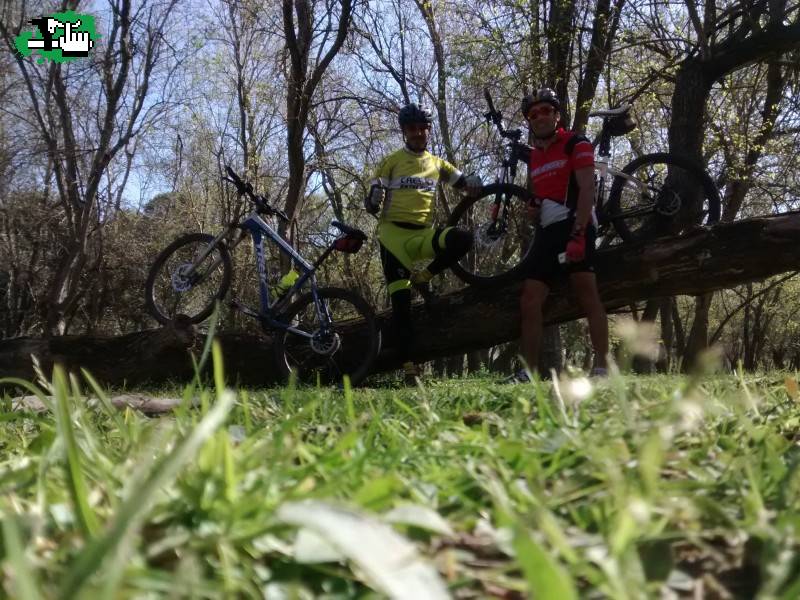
[523,217,596,285]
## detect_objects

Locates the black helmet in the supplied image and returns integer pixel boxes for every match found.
[398,103,433,127]
[521,88,561,116]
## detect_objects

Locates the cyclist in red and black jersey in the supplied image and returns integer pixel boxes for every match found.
[513,88,609,380]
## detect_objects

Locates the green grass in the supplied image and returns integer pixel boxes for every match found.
[2,349,800,598]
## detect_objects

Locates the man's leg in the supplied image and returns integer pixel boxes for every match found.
[423,227,473,277]
[569,271,608,369]
[379,240,419,383]
[389,287,419,383]
[409,226,472,307]
[519,279,550,373]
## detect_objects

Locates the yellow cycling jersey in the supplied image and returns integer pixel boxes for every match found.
[370,147,462,225]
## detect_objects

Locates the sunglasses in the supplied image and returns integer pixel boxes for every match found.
[404,123,431,133]
[527,105,556,119]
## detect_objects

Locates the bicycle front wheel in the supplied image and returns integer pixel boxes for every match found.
[272,287,380,386]
[607,152,721,242]
[144,233,232,325]
[447,183,534,287]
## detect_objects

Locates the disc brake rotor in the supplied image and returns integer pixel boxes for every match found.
[310,329,341,355]
[475,222,506,250]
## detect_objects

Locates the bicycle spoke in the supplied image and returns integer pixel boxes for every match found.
[146,234,231,325]
[448,184,533,285]
[608,154,719,242]
[275,289,378,386]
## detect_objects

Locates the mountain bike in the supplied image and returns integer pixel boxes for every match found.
[448,88,721,287]
[144,166,381,386]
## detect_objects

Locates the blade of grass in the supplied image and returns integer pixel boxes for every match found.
[80,368,127,435]
[213,338,226,396]
[197,301,221,374]
[58,388,236,599]
[0,377,54,412]
[2,512,43,600]
[277,500,449,599]
[511,524,578,600]
[53,365,100,538]
[343,375,355,426]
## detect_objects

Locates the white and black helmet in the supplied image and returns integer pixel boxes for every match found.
[398,103,433,127]
[521,88,561,116]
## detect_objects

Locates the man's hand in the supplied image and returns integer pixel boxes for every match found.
[364,184,384,215]
[464,174,482,197]
[565,225,586,262]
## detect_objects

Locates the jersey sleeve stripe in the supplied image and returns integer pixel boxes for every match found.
[446,169,462,185]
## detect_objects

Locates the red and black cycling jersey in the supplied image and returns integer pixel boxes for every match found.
[528,128,595,226]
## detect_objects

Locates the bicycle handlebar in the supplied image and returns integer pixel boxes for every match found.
[483,88,522,143]
[224,166,289,222]
[484,88,498,120]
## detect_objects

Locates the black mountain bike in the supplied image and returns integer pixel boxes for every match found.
[144,167,380,386]
[448,89,721,287]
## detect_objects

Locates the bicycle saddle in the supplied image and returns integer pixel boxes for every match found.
[331,220,367,239]
[589,103,631,118]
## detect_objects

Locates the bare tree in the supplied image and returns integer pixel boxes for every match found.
[281,0,355,234]
[0,0,183,334]
[670,1,799,368]
[571,0,626,131]
[669,0,800,224]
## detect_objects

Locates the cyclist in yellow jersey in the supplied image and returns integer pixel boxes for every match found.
[364,103,481,384]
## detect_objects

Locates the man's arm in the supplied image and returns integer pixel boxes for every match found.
[572,166,595,233]
[442,158,481,197]
[365,156,391,215]
[564,165,595,263]
[512,142,532,165]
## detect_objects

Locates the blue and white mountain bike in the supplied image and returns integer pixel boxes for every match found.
[144,166,380,386]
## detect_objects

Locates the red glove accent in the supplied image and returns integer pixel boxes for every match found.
[565,230,586,262]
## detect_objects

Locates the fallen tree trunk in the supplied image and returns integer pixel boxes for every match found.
[376,211,800,370]
[2,212,798,387]
[0,316,280,388]
[12,394,186,415]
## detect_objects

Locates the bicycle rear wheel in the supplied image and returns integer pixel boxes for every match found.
[144,233,232,325]
[447,183,534,287]
[607,152,721,242]
[272,287,380,386]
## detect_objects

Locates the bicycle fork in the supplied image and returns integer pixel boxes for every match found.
[310,287,335,337]
[185,224,243,279]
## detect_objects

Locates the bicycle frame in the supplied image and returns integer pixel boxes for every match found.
[186,209,333,338]
[595,157,662,225]
[241,212,318,325]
